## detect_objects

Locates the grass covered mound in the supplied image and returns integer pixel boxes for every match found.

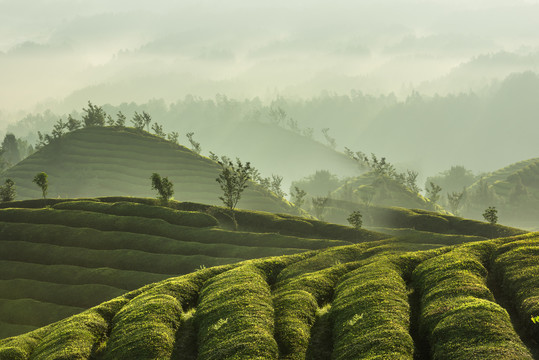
[332,171,435,211]
[413,242,533,359]
[0,126,296,214]
[0,197,388,339]
[2,232,539,358]
[463,158,539,230]
[491,233,539,340]
[330,259,414,359]
[0,197,386,242]
[323,199,525,239]
[52,200,219,227]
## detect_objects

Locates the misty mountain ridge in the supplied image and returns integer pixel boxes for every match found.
[3,70,538,192]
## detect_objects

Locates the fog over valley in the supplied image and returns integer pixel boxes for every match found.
[2,0,539,112]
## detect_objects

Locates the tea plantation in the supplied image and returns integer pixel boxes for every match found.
[0,126,295,214]
[0,197,387,339]
[1,229,539,359]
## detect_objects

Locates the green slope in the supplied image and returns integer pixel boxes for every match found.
[331,172,436,211]
[464,158,539,230]
[319,198,525,239]
[0,126,295,214]
[0,197,386,339]
[470,157,539,189]
[200,121,360,186]
[2,231,539,359]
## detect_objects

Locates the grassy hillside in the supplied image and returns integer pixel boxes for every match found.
[200,121,360,188]
[0,197,387,339]
[2,231,539,359]
[463,158,539,230]
[0,126,295,214]
[331,172,436,211]
[469,158,539,188]
[319,198,525,239]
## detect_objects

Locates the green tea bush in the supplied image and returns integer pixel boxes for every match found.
[103,293,182,360]
[195,265,278,359]
[273,265,350,359]
[276,244,373,281]
[413,245,532,359]
[0,327,49,359]
[30,309,110,360]
[0,296,128,359]
[491,235,539,338]
[330,259,414,360]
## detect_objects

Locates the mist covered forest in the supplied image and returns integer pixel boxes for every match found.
[4,69,539,187]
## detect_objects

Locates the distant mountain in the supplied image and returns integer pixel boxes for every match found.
[199,121,360,190]
[355,71,539,174]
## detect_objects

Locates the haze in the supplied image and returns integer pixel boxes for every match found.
[1,0,539,114]
[2,0,539,198]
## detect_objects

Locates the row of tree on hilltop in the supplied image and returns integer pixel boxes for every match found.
[35,101,205,154]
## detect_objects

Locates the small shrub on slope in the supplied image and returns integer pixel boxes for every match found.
[347,210,363,229]
[483,206,498,224]
[32,172,48,199]
[151,173,174,202]
[0,179,15,202]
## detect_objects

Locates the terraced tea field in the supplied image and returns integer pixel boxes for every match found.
[1,126,294,214]
[319,198,526,238]
[2,230,539,359]
[0,197,386,339]
[464,157,539,230]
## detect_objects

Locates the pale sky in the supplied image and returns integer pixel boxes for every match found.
[1,0,539,118]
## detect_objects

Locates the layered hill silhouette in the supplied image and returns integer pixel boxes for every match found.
[198,121,360,188]
[2,224,538,359]
[0,197,387,339]
[0,126,295,214]
[463,157,539,230]
[331,172,436,211]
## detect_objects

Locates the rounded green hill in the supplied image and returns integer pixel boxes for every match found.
[1,127,294,214]
[463,158,539,230]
